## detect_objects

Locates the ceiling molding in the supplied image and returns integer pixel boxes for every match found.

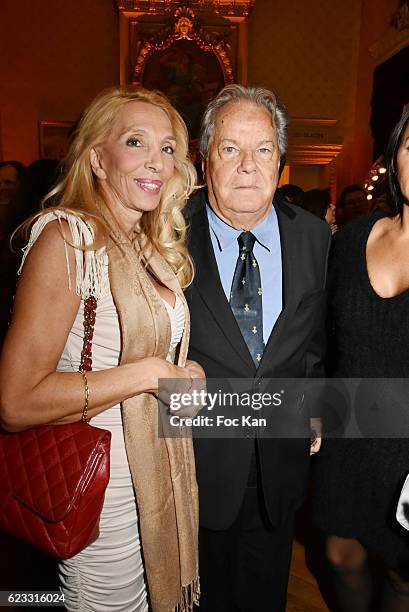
[286,144,343,166]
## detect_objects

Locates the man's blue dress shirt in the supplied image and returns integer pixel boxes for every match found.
[206,203,282,345]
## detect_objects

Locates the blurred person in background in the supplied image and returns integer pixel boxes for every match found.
[0,161,26,237]
[0,159,61,346]
[14,159,61,220]
[336,184,369,227]
[279,183,304,206]
[301,188,337,234]
[0,161,26,345]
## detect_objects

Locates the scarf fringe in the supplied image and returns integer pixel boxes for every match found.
[174,576,200,612]
[19,211,109,299]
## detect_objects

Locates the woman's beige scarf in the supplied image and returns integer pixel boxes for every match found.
[104,208,199,612]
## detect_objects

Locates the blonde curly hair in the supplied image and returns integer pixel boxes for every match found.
[32,87,196,288]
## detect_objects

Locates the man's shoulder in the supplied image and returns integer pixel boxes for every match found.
[184,188,207,222]
[275,196,330,240]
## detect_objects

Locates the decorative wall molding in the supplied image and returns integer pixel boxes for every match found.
[117,0,255,19]
[369,1,409,67]
[290,118,338,126]
[286,117,342,201]
[369,30,409,65]
[287,118,343,165]
[286,144,343,166]
[391,1,409,31]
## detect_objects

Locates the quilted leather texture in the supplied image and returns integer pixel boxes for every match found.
[0,422,111,559]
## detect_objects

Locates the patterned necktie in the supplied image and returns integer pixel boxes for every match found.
[230,231,264,366]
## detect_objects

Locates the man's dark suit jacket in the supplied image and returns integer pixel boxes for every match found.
[184,189,331,531]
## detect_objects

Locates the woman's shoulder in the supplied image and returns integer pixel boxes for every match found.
[332,212,387,255]
[19,209,109,299]
[27,209,95,247]
[336,212,388,242]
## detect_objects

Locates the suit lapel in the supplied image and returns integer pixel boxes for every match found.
[188,195,255,371]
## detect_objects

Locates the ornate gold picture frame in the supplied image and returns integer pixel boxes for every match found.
[117,1,254,138]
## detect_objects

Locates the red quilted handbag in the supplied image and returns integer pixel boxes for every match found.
[0,296,111,559]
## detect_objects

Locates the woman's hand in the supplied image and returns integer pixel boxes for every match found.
[148,357,206,418]
[176,359,207,417]
[143,357,192,393]
[310,417,322,456]
[185,359,206,381]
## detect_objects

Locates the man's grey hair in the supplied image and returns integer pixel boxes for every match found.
[199,84,288,159]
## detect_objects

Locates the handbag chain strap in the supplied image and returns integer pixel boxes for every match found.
[79,296,97,373]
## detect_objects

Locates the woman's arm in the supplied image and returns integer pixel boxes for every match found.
[0,221,192,432]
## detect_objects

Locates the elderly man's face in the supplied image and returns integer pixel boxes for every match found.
[204,101,280,229]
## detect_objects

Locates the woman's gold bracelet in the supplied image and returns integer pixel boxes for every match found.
[79,370,90,423]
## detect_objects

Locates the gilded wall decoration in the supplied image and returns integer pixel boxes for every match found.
[132,7,234,85]
[117,1,255,18]
[392,0,409,31]
[117,1,254,138]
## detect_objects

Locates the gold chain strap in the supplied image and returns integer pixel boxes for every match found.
[79,296,97,423]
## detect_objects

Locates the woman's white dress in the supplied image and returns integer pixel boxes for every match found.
[55,255,185,611]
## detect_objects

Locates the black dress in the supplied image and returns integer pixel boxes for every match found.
[313,212,409,573]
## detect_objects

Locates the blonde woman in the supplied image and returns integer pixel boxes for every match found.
[0,88,203,611]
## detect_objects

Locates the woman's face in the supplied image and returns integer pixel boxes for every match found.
[397,122,409,204]
[93,101,176,230]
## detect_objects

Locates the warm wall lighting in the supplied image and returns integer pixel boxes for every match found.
[363,156,387,201]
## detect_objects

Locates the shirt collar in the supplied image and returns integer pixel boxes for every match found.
[206,201,277,253]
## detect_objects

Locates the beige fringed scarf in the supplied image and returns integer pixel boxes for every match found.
[103,210,199,612]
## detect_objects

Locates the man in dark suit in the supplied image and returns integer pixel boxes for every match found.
[184,85,331,611]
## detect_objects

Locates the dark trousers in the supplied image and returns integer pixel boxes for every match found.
[197,484,295,612]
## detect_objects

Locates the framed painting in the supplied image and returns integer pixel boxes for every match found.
[142,39,225,138]
[38,121,74,160]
